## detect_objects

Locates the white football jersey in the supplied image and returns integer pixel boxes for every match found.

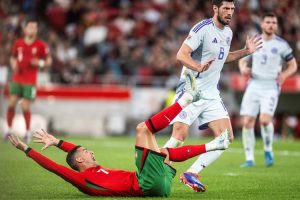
[180,18,233,100]
[244,35,293,82]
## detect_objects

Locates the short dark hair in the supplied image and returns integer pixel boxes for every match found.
[24,17,39,26]
[212,0,235,7]
[66,146,81,171]
[262,12,277,20]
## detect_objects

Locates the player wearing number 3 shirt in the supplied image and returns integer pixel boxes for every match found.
[163,0,263,192]
[239,13,297,168]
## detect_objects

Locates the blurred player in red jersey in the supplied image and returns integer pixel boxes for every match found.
[8,71,231,196]
[5,18,52,143]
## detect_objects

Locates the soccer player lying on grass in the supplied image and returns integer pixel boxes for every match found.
[8,70,231,197]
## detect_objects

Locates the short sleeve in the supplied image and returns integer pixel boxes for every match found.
[40,42,50,58]
[281,42,293,61]
[183,25,205,51]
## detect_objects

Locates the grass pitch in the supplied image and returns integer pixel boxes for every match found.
[1,136,300,200]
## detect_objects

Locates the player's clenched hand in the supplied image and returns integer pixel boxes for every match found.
[197,58,215,72]
[245,35,263,54]
[8,134,28,152]
[33,129,59,151]
[30,58,40,67]
[11,59,18,73]
[240,66,251,76]
[277,72,287,86]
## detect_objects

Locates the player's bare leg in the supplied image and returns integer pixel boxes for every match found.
[21,99,32,144]
[135,122,160,153]
[259,113,274,167]
[240,115,256,168]
[193,118,233,169]
[163,122,189,147]
[4,94,19,140]
[181,118,233,192]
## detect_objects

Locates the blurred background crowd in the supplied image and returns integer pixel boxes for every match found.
[0,0,300,85]
[0,0,300,138]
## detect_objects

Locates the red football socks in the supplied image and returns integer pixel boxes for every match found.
[145,102,182,134]
[6,107,15,128]
[167,144,207,162]
[23,111,31,130]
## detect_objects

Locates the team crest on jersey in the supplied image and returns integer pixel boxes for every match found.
[32,47,37,55]
[271,47,278,54]
[179,111,187,119]
[212,38,218,43]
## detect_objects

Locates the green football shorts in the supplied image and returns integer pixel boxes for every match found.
[9,82,36,100]
[135,146,176,197]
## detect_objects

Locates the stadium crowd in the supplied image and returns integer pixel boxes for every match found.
[0,0,300,85]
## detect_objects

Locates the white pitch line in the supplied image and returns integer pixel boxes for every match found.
[227,147,300,157]
[224,172,240,177]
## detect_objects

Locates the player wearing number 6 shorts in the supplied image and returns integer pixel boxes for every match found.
[163,0,263,192]
[4,18,52,143]
[239,13,297,168]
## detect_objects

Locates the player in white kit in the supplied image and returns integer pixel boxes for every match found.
[163,0,263,192]
[239,13,297,168]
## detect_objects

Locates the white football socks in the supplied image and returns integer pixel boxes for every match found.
[163,136,184,148]
[242,127,255,161]
[261,123,274,152]
[187,150,224,174]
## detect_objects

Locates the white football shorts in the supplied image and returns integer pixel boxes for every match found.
[240,80,280,117]
[171,94,229,130]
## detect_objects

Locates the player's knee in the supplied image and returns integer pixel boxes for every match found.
[243,118,255,129]
[259,118,271,127]
[136,122,149,136]
[172,125,188,141]
[259,115,271,126]
[21,101,31,111]
[8,98,18,107]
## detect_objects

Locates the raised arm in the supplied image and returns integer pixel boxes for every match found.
[33,129,77,152]
[8,135,85,189]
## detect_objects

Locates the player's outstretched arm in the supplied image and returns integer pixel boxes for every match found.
[8,134,29,152]
[33,129,77,153]
[9,134,85,189]
[226,35,263,63]
[33,129,59,150]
